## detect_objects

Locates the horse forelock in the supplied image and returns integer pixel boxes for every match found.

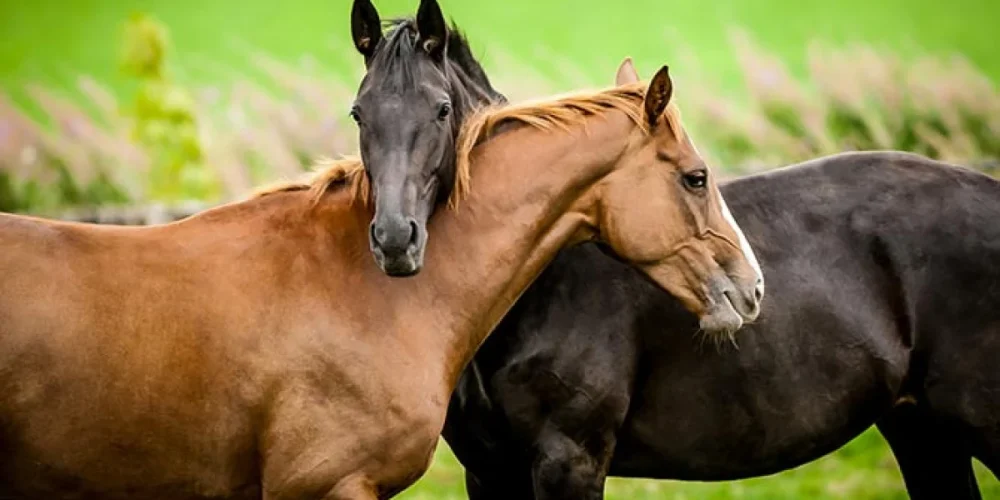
[368,19,496,99]
[368,20,421,91]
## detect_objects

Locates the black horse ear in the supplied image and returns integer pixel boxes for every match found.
[351,0,382,62]
[416,0,447,60]
[644,65,673,128]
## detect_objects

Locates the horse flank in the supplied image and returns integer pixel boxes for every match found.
[252,82,689,210]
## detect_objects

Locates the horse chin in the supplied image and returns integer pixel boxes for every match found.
[376,254,422,277]
[698,298,744,344]
[371,242,425,277]
[368,219,427,277]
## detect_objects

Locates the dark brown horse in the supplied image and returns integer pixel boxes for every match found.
[0,70,762,499]
[443,63,1000,499]
[350,0,506,276]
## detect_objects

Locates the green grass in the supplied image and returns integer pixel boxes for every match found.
[400,429,999,499]
[4,2,999,498]
[2,0,999,100]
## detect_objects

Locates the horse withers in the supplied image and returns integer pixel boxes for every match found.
[0,67,761,499]
[350,0,506,276]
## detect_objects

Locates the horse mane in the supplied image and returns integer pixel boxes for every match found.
[251,83,688,210]
[440,22,506,103]
[454,82,688,198]
[251,157,369,207]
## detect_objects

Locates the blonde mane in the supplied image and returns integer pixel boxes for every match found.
[250,156,370,207]
[250,82,688,209]
[455,82,687,197]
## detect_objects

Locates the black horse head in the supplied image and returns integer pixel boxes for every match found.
[350,0,506,276]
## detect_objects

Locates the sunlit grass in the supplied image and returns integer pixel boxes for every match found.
[1,5,999,499]
[399,428,999,499]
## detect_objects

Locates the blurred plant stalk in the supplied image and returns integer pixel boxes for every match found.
[121,13,220,202]
[1,18,998,214]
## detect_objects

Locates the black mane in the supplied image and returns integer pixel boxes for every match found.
[371,18,505,104]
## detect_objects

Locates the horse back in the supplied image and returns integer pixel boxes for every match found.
[0,213,277,498]
[852,154,1000,436]
[730,151,1000,447]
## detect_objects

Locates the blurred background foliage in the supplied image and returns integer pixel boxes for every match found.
[1,0,999,213]
[121,13,219,201]
[0,1,997,497]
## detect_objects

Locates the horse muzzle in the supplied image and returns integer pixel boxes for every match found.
[369,216,426,277]
[699,272,763,337]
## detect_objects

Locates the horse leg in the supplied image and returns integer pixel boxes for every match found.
[464,469,535,500]
[969,428,1000,484]
[978,455,999,482]
[464,471,490,500]
[960,400,1000,481]
[261,476,377,500]
[320,477,378,500]
[530,428,614,500]
[878,404,982,500]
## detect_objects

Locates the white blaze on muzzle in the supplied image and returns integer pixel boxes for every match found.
[718,194,764,288]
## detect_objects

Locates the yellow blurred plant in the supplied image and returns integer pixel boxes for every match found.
[121,12,220,201]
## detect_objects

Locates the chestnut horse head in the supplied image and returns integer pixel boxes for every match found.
[604,58,764,333]
[452,59,764,335]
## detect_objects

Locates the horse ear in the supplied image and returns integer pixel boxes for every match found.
[351,0,382,62]
[643,65,673,128]
[615,57,640,86]
[416,0,448,60]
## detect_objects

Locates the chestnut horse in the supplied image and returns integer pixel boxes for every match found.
[0,69,762,499]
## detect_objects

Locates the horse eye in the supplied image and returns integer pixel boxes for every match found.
[437,102,452,121]
[349,108,362,125]
[682,170,708,190]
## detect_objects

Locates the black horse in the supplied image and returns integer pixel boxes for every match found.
[442,150,1000,499]
[350,0,505,276]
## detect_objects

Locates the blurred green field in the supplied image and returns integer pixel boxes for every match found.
[2,1,999,498]
[2,0,999,98]
[400,429,999,499]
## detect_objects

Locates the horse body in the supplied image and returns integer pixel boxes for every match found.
[0,76,762,498]
[446,151,1000,499]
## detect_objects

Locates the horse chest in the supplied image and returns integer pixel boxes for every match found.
[257,353,449,497]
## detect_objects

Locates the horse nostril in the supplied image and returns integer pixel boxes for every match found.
[370,224,385,248]
[754,280,764,302]
[408,220,419,247]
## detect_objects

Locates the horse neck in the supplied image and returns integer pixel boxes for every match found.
[394,109,637,393]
